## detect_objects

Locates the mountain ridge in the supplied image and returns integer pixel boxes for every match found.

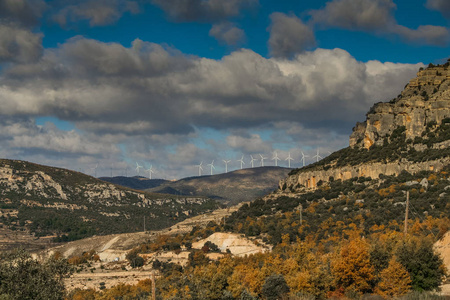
[0,158,219,245]
[145,166,292,204]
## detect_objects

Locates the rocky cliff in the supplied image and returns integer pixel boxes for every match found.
[275,61,450,194]
[350,63,450,149]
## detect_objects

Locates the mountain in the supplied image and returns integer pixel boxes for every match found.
[145,167,292,204]
[278,62,450,194]
[99,176,168,190]
[0,159,220,244]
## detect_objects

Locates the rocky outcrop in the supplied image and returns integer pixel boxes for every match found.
[277,157,449,192]
[350,64,450,149]
[276,63,450,195]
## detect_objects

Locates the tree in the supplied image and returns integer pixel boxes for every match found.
[126,250,144,268]
[395,238,446,291]
[332,237,375,294]
[187,250,210,268]
[375,257,411,298]
[261,274,290,300]
[0,249,72,300]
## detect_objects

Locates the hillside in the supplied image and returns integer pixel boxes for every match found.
[145,166,292,204]
[99,176,168,190]
[0,159,220,245]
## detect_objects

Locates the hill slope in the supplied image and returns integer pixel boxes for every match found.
[99,176,168,190]
[146,167,292,204]
[0,159,219,244]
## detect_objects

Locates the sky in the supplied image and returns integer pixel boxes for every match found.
[0,0,449,179]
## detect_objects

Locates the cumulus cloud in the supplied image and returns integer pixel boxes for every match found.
[209,22,246,46]
[1,40,422,135]
[52,0,139,27]
[0,25,42,63]
[394,24,450,46]
[310,0,450,46]
[0,38,424,177]
[427,0,450,19]
[0,0,46,28]
[310,0,395,31]
[227,133,273,154]
[0,117,115,156]
[268,12,316,58]
[0,0,45,64]
[151,0,258,22]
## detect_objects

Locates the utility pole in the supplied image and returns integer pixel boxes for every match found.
[151,270,156,300]
[404,191,409,236]
[299,205,303,226]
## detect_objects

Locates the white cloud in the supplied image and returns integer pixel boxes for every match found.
[52,0,139,27]
[268,12,316,58]
[426,0,450,19]
[310,0,450,46]
[209,22,246,46]
[0,38,425,178]
[151,0,258,22]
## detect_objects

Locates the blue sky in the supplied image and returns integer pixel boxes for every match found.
[0,0,449,179]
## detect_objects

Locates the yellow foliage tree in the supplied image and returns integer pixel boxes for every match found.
[375,257,411,298]
[331,237,375,294]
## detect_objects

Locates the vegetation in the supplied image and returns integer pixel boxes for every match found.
[0,159,221,242]
[0,249,72,300]
[290,119,450,177]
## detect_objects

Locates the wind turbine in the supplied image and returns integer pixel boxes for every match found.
[91,164,98,177]
[250,155,256,168]
[259,154,267,167]
[272,151,281,167]
[207,160,215,175]
[301,151,309,167]
[237,155,245,169]
[285,152,294,168]
[135,162,143,175]
[146,165,154,179]
[196,161,203,176]
[313,149,323,162]
[223,160,231,173]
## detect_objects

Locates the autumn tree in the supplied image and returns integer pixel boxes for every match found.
[331,237,375,294]
[375,256,411,298]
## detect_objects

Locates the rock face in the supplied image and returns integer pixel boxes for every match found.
[350,64,450,149]
[277,158,448,192]
[275,62,450,194]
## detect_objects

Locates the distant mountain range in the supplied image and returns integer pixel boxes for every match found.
[150,167,291,204]
[102,167,292,204]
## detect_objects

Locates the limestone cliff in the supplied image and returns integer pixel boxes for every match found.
[275,61,450,194]
[350,63,450,149]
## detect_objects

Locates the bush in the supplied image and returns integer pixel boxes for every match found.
[0,249,72,300]
[126,251,144,268]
